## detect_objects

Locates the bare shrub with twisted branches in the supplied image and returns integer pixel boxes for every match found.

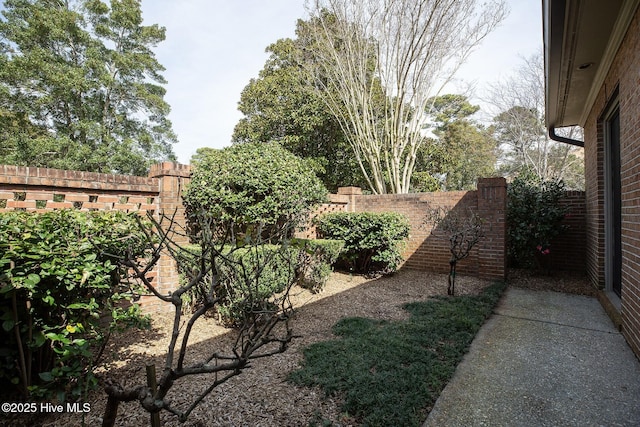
[100,210,301,427]
[425,207,484,296]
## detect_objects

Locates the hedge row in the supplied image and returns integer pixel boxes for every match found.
[315,212,410,274]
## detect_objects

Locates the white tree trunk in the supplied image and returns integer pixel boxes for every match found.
[305,0,507,193]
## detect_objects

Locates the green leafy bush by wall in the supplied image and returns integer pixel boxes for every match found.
[180,239,344,324]
[215,244,300,326]
[184,143,327,241]
[507,170,568,268]
[293,239,344,293]
[0,210,150,401]
[315,212,410,274]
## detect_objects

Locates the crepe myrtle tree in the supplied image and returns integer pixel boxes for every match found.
[425,206,484,295]
[304,0,508,194]
[100,210,304,427]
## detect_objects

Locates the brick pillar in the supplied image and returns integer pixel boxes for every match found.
[145,162,191,310]
[476,177,507,281]
[337,186,362,212]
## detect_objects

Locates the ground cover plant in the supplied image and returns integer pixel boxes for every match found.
[289,280,507,426]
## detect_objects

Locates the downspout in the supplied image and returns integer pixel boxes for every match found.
[548,126,584,147]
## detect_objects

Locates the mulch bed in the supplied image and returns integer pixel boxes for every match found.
[4,268,594,427]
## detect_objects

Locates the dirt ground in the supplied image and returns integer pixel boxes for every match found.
[7,268,592,427]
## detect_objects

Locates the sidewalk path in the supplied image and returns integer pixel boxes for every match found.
[423,287,640,427]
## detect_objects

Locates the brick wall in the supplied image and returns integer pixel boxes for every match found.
[303,178,508,281]
[147,162,191,309]
[547,191,587,272]
[0,164,158,212]
[0,162,191,312]
[582,6,640,358]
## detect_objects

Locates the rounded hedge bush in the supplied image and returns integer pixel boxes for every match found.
[184,143,327,239]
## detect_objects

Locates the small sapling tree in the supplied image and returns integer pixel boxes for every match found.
[99,210,302,427]
[425,207,484,295]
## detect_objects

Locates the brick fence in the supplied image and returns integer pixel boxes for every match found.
[0,162,191,311]
[1,163,587,308]
[547,191,587,272]
[300,178,508,280]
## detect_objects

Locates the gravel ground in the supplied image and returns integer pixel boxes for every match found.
[7,268,592,427]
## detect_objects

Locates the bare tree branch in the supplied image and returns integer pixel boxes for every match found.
[100,210,300,426]
[305,0,508,193]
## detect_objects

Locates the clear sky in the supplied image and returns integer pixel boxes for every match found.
[1,1,544,164]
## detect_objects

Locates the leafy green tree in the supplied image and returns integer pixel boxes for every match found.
[0,0,176,175]
[233,20,366,192]
[413,95,496,191]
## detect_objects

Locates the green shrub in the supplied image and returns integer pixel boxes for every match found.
[293,239,345,293]
[507,170,568,268]
[315,212,410,274]
[216,244,300,326]
[180,239,344,322]
[184,143,327,240]
[0,210,150,401]
[179,243,301,326]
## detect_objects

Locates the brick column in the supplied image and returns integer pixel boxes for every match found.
[476,177,507,281]
[145,162,191,310]
[337,186,362,212]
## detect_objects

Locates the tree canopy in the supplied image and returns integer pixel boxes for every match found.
[487,53,584,189]
[304,0,508,194]
[414,94,496,191]
[0,0,176,175]
[232,19,367,192]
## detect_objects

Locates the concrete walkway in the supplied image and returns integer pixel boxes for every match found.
[423,288,640,427]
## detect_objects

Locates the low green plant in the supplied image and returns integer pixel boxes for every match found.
[215,244,300,326]
[314,212,410,274]
[289,281,506,426]
[293,239,345,293]
[0,210,150,401]
[180,239,344,323]
[507,170,568,268]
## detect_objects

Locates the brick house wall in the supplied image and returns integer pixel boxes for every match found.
[0,162,191,311]
[582,6,640,357]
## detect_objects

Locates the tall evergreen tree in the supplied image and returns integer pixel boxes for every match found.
[414,95,496,191]
[233,19,366,192]
[0,0,176,175]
